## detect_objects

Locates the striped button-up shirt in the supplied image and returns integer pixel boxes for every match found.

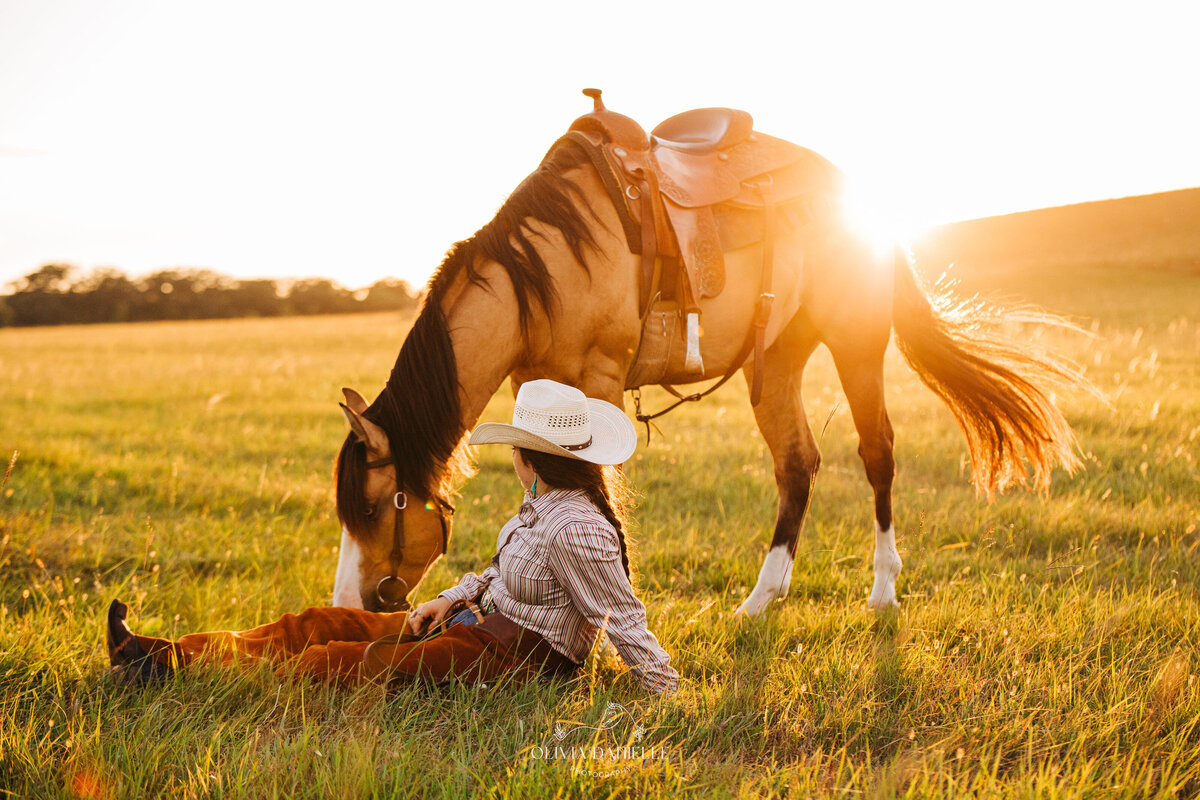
[439,487,679,695]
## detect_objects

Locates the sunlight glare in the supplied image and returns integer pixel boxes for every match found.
[838,179,931,259]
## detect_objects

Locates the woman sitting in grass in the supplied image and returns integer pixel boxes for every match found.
[106,380,679,695]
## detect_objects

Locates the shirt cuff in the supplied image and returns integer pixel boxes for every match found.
[631,659,680,696]
[438,573,489,604]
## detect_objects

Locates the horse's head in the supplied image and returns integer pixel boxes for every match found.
[331,388,451,612]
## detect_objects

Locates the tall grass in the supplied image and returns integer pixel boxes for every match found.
[1,263,1197,798]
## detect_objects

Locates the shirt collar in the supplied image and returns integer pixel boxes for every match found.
[522,486,583,514]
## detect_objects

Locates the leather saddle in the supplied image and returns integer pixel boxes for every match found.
[560,88,838,306]
[549,89,840,409]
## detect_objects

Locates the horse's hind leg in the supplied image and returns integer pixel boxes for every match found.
[735,312,822,616]
[828,342,902,609]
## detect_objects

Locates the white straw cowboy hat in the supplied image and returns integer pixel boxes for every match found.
[468,379,637,465]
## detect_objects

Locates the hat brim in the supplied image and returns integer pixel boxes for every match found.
[467,398,637,465]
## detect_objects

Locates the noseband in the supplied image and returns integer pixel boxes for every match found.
[364,455,452,612]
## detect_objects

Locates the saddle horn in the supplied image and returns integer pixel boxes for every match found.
[582,88,605,111]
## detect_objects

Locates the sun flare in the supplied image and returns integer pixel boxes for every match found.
[838,182,931,258]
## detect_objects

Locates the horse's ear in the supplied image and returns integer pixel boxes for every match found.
[342,387,369,415]
[340,402,390,458]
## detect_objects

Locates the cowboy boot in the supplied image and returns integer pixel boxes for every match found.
[106,598,175,685]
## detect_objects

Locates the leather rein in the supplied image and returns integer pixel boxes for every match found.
[363,455,453,612]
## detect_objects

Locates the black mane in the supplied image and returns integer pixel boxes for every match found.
[336,139,603,538]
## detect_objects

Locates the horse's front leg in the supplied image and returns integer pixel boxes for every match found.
[735,314,822,616]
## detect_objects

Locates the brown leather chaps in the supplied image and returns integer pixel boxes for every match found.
[129,606,577,688]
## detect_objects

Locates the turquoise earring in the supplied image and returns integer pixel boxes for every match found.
[530,475,538,499]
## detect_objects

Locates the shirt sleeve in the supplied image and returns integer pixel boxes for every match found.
[546,521,680,696]
[438,565,498,605]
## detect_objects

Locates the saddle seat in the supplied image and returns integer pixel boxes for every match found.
[650,108,754,153]
[556,89,841,390]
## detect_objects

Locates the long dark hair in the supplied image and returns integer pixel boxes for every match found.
[518,448,633,580]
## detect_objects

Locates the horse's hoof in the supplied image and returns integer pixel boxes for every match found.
[866,593,900,612]
[734,595,771,617]
[737,546,793,617]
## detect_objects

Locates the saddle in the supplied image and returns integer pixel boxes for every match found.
[552,89,839,410]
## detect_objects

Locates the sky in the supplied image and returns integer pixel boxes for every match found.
[1,0,1198,291]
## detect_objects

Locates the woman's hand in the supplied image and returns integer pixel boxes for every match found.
[407,596,453,635]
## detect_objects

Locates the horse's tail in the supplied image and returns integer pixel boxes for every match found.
[890,248,1090,495]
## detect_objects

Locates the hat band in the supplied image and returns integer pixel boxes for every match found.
[560,436,593,452]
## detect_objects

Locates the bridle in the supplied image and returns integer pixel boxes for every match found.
[363,455,453,612]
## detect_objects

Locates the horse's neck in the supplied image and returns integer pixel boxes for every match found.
[433,165,635,427]
[438,261,528,428]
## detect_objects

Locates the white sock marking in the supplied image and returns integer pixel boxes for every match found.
[867,522,902,610]
[736,544,794,616]
[331,527,365,609]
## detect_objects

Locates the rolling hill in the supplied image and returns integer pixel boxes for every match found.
[910,186,1200,274]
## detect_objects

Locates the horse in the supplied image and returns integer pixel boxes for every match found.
[329,94,1086,616]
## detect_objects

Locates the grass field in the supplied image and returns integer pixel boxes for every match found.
[1,261,1198,798]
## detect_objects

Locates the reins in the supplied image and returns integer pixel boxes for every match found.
[363,455,452,612]
[630,333,753,441]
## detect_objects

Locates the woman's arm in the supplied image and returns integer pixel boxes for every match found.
[439,514,522,605]
[546,522,679,696]
[437,565,498,605]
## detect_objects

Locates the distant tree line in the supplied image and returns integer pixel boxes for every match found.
[0,264,419,327]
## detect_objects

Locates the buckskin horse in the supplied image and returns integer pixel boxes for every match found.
[330,90,1086,616]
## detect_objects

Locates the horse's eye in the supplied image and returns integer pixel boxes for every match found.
[364,504,376,518]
